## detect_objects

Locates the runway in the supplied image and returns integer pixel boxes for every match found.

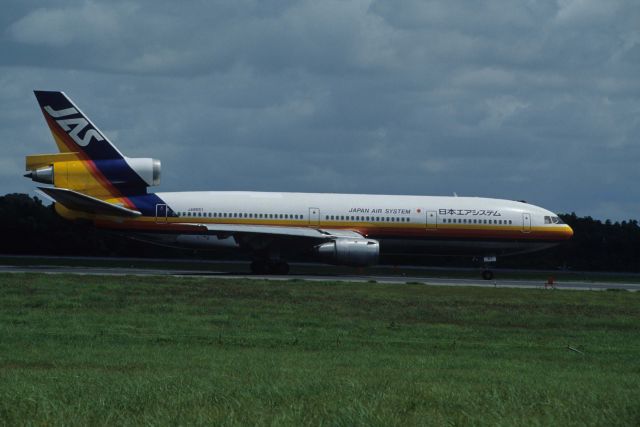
[2,264,639,291]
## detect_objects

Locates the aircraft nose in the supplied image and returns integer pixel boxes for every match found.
[565,224,574,239]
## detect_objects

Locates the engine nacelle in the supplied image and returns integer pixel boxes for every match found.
[25,156,161,191]
[126,157,161,187]
[316,238,380,267]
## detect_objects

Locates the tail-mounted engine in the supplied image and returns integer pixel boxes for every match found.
[25,153,160,195]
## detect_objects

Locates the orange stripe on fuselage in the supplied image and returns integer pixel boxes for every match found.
[93,215,573,242]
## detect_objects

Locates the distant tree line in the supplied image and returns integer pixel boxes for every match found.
[1,193,639,272]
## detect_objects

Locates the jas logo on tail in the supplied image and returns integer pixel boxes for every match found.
[44,105,104,147]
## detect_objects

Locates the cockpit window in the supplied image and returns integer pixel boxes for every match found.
[545,216,565,224]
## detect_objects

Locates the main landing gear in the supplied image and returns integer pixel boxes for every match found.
[250,259,290,275]
[481,269,494,281]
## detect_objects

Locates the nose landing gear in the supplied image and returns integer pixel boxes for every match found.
[477,255,497,281]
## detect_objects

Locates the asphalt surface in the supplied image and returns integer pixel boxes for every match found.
[2,264,639,291]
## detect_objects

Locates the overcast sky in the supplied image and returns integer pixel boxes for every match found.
[1,0,639,220]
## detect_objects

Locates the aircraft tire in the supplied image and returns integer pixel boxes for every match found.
[251,260,269,274]
[271,261,290,275]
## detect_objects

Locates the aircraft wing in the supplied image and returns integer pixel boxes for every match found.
[197,223,364,241]
[37,187,142,217]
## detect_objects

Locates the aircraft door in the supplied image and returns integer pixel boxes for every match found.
[522,212,531,233]
[156,204,168,224]
[308,207,320,227]
[426,210,437,229]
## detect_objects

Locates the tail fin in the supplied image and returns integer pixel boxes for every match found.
[33,90,125,160]
[28,91,160,204]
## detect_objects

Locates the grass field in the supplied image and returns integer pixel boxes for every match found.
[0,273,639,426]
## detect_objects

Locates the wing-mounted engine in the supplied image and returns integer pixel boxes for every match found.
[316,238,380,267]
[25,153,161,196]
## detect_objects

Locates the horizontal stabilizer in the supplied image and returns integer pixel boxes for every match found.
[37,187,142,217]
[26,152,79,170]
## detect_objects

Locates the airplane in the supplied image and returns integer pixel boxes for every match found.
[25,91,573,279]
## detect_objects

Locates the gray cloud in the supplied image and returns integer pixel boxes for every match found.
[1,0,639,220]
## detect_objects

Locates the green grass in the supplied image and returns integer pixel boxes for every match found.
[1,274,639,426]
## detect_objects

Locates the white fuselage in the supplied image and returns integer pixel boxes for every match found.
[120,191,572,258]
